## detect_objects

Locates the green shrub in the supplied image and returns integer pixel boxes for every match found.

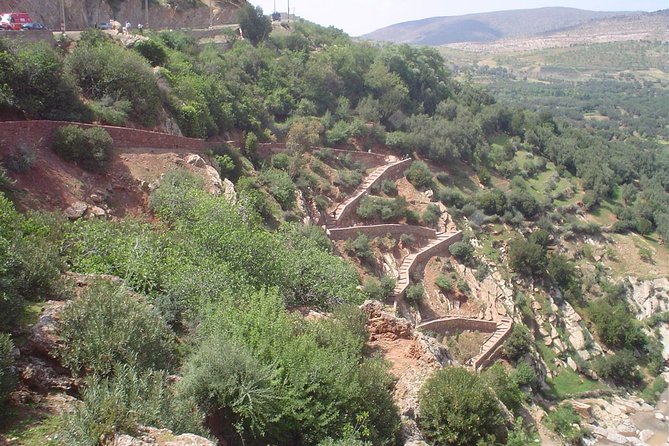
[380,179,398,196]
[405,161,433,189]
[66,40,162,126]
[448,240,474,263]
[422,204,442,227]
[434,275,452,292]
[641,376,667,405]
[502,325,532,361]
[544,404,584,445]
[63,363,203,446]
[593,351,641,386]
[134,39,168,67]
[419,367,503,446]
[52,125,112,169]
[357,196,407,222]
[437,187,466,208]
[405,284,424,303]
[260,168,296,210]
[59,281,176,377]
[346,233,373,262]
[178,336,281,439]
[0,333,16,411]
[362,276,395,301]
[588,299,647,351]
[508,238,547,276]
[481,363,524,413]
[511,361,539,391]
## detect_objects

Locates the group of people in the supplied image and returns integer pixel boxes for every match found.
[124,21,144,34]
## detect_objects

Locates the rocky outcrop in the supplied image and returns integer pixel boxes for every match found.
[8,0,241,32]
[110,426,214,446]
[627,277,669,320]
[361,300,447,445]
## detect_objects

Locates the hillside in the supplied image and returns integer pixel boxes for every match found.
[446,9,669,53]
[0,0,244,30]
[361,7,635,45]
[1,17,668,446]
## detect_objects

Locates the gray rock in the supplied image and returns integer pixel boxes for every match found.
[64,201,88,220]
[185,154,206,168]
[606,431,631,444]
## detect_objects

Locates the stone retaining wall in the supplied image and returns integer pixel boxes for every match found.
[0,120,218,151]
[336,159,412,227]
[256,143,388,168]
[417,317,497,334]
[327,224,436,241]
[406,231,463,280]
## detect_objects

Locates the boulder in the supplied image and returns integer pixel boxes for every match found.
[185,154,206,168]
[64,201,88,220]
[26,301,66,359]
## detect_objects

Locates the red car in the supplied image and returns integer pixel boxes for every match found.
[0,12,33,30]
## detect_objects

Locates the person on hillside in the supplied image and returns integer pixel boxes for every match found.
[125,21,131,34]
[138,23,143,34]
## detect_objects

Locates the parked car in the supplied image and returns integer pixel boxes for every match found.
[0,12,33,30]
[96,22,111,30]
[21,22,46,30]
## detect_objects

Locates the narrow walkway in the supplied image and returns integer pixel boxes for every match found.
[472,316,513,371]
[325,157,412,229]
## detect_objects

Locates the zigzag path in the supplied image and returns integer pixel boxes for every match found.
[315,148,512,371]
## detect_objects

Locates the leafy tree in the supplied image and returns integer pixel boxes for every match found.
[593,350,641,386]
[260,168,296,210]
[405,161,433,189]
[449,240,474,263]
[588,299,647,351]
[405,284,424,303]
[478,189,507,216]
[419,367,503,446]
[59,281,176,377]
[237,4,272,45]
[481,363,524,413]
[287,118,324,153]
[502,325,532,361]
[508,238,547,276]
[422,204,442,227]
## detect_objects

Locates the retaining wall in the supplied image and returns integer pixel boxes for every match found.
[406,231,463,281]
[256,143,388,168]
[327,224,436,241]
[417,317,497,334]
[336,159,412,227]
[0,120,219,151]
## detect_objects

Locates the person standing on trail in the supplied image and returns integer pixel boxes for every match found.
[125,21,131,34]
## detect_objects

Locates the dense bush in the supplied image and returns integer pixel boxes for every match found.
[588,299,647,351]
[508,238,547,276]
[405,284,424,303]
[193,289,401,445]
[481,363,524,413]
[448,240,474,263]
[419,367,503,445]
[52,125,112,168]
[405,161,433,189]
[544,404,584,445]
[0,333,16,413]
[63,363,203,446]
[134,38,168,67]
[357,196,408,222]
[0,195,64,327]
[592,350,641,385]
[362,276,395,300]
[502,325,533,361]
[66,39,162,126]
[59,281,176,377]
[422,204,442,227]
[260,168,297,210]
[434,274,453,292]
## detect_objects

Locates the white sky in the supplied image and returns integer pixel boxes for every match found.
[250,0,668,36]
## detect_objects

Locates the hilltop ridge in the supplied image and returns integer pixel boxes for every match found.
[361,7,647,45]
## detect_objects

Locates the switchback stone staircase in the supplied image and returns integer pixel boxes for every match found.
[260,144,512,371]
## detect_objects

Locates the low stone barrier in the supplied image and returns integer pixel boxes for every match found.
[417,317,497,334]
[327,224,436,241]
[0,120,219,151]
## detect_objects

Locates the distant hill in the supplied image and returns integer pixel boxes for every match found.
[361,7,638,45]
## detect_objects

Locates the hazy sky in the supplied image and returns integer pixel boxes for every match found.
[250,0,667,36]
